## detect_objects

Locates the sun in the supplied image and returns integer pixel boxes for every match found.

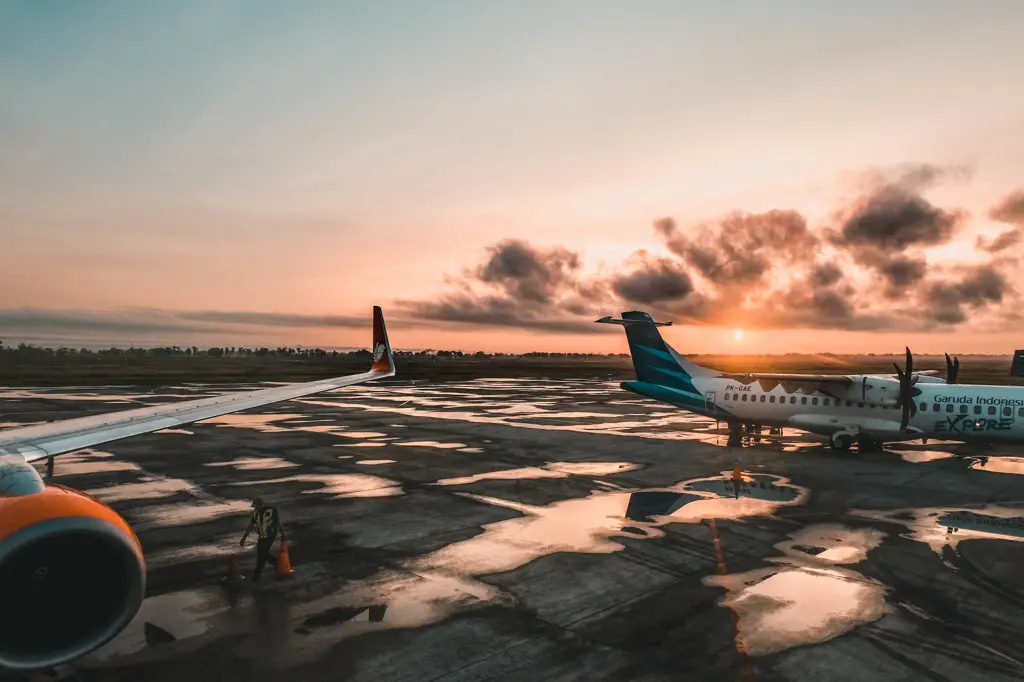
[733,329,745,341]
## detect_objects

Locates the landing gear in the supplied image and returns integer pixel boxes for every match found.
[727,422,743,447]
[857,435,883,453]
[830,432,854,451]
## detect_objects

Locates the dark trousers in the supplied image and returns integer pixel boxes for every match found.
[254,537,277,580]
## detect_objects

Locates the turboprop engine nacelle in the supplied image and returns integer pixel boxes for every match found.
[825,375,903,408]
[0,454,145,671]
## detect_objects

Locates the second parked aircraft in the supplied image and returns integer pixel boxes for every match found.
[599,311,1022,451]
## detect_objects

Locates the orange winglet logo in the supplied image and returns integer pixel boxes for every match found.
[370,306,392,373]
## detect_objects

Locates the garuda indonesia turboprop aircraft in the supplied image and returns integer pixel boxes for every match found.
[598,311,1023,451]
[0,307,395,671]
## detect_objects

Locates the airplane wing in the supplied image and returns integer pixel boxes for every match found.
[0,306,395,464]
[720,373,854,385]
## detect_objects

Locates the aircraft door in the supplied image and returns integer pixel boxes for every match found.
[705,391,716,416]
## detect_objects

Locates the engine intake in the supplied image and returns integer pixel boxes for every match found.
[0,484,145,671]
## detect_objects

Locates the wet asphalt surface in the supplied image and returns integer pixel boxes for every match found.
[2,378,1024,682]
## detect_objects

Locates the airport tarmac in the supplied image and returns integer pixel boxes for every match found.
[3,378,1024,681]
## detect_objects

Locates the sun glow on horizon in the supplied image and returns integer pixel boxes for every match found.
[733,329,745,342]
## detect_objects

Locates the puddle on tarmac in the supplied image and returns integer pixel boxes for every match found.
[397,440,467,449]
[206,413,307,433]
[288,570,505,652]
[90,587,232,661]
[53,450,142,476]
[205,457,299,471]
[435,462,638,486]
[851,506,1024,553]
[86,477,196,503]
[229,473,403,499]
[410,472,807,579]
[458,447,484,453]
[704,523,890,657]
[968,456,1024,475]
[155,428,195,435]
[129,500,253,530]
[334,442,389,448]
[890,448,955,464]
[357,460,396,466]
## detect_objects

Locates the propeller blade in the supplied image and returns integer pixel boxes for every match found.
[952,356,960,384]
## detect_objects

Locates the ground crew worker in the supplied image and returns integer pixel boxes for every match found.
[240,497,286,581]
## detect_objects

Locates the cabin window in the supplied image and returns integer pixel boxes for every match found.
[974,405,982,414]
[932,403,940,412]
[770,395,776,403]
[812,397,819,405]
[790,397,796,404]
[919,402,927,412]
[801,397,807,405]
[960,405,968,414]
[846,400,852,407]
[760,395,766,402]
[1019,408,1024,418]
[742,394,748,401]
[946,404,954,413]
[988,406,997,415]
[1004,406,1012,417]
[823,398,831,406]
[857,402,864,408]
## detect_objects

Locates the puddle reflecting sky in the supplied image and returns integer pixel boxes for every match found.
[851,506,1024,553]
[410,472,807,579]
[705,523,890,657]
[229,473,403,499]
[968,457,1024,475]
[205,457,298,471]
[434,461,638,486]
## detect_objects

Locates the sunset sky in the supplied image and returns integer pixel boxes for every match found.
[3,1,1024,354]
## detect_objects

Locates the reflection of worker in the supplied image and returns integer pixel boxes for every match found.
[240,497,285,581]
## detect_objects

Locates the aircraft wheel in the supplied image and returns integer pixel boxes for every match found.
[830,433,854,451]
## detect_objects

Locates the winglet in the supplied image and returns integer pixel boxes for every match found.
[370,306,395,376]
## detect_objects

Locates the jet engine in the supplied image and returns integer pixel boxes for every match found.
[0,458,145,671]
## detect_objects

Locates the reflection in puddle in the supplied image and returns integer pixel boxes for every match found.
[129,500,253,530]
[154,428,195,435]
[969,457,1024,475]
[206,413,306,432]
[90,587,231,661]
[357,460,395,466]
[334,442,389,448]
[86,477,195,503]
[852,506,1024,553]
[411,472,807,579]
[205,457,298,471]
[230,473,403,498]
[397,440,467,449]
[705,523,890,657]
[891,448,955,464]
[435,461,638,486]
[53,450,141,476]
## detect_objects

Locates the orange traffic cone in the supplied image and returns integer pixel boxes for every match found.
[224,555,246,584]
[276,541,294,577]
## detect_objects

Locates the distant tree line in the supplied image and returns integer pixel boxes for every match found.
[0,340,631,361]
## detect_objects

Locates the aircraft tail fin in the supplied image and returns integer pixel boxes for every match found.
[597,311,718,385]
[370,306,395,375]
[1011,349,1024,377]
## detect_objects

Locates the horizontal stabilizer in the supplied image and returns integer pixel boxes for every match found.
[596,315,673,327]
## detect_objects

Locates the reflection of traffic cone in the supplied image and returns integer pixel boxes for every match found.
[276,541,294,577]
[224,555,246,584]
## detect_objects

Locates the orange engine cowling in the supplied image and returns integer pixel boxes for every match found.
[0,482,146,670]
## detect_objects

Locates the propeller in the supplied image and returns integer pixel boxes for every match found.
[945,353,960,384]
[893,347,923,433]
